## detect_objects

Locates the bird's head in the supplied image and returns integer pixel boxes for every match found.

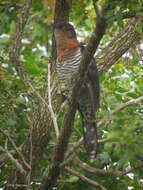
[53,22,77,39]
[53,22,79,62]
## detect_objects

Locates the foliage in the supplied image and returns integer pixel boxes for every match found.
[0,0,143,190]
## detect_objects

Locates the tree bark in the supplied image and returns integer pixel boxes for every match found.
[97,18,142,74]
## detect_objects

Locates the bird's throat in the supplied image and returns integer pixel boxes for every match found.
[55,33,79,62]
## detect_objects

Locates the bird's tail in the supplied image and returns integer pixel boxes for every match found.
[77,86,98,160]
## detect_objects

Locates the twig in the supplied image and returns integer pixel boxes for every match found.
[43,148,75,168]
[65,137,83,159]
[0,129,31,170]
[111,96,143,114]
[65,167,107,190]
[60,137,109,167]
[60,153,75,168]
[63,133,120,164]
[0,146,26,175]
[97,95,143,128]
[48,64,59,138]
[93,1,101,18]
[0,150,15,164]
[122,162,143,175]
[28,81,59,138]
[27,116,33,188]
[61,131,115,167]
[24,112,33,125]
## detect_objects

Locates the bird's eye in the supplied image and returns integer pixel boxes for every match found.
[64,26,69,31]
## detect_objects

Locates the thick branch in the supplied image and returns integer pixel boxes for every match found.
[39,101,77,190]
[93,1,101,18]
[97,18,142,75]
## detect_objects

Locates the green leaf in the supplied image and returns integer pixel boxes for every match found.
[100,152,111,164]
[6,119,16,126]
[68,176,79,182]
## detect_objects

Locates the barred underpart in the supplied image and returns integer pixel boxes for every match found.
[57,48,82,88]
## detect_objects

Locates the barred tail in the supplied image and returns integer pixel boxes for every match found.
[83,115,98,159]
[77,86,98,160]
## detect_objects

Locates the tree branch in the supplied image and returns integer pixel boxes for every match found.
[9,0,33,89]
[39,98,77,190]
[0,145,26,175]
[8,0,36,119]
[93,1,101,18]
[97,95,143,128]
[97,18,142,75]
[122,162,143,175]
[111,96,143,114]
[64,137,83,160]
[48,64,59,138]
[0,129,31,171]
[60,153,76,168]
[65,167,107,190]
[0,150,15,164]
[74,156,143,177]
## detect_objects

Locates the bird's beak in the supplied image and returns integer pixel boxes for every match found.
[51,22,60,28]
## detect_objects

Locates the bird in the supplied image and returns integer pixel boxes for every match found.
[53,22,100,159]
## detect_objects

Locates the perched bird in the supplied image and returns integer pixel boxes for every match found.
[54,22,100,159]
